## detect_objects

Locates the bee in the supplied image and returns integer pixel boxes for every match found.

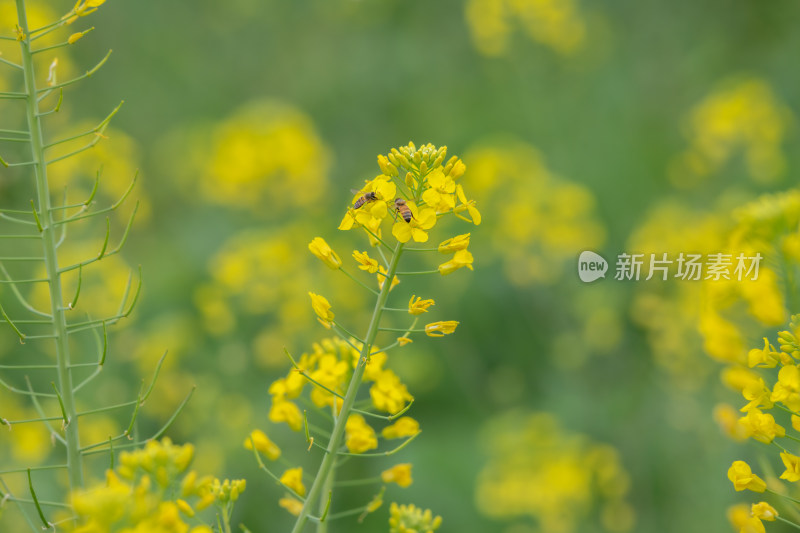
[394,198,413,223]
[352,190,378,209]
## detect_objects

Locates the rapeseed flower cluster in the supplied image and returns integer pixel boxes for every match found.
[465,0,588,57]
[475,411,635,533]
[195,100,329,214]
[723,316,800,532]
[463,140,603,285]
[67,438,245,533]
[671,77,791,187]
[252,143,479,531]
[711,191,800,531]
[388,502,442,533]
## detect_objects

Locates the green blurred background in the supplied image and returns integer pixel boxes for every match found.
[3,0,800,531]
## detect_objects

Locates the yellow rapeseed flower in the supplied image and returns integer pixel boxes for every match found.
[309,354,349,407]
[177,499,195,518]
[740,377,774,412]
[308,237,342,269]
[340,177,397,230]
[392,203,437,243]
[269,399,303,431]
[425,321,459,337]
[771,364,800,411]
[280,467,306,497]
[728,460,767,492]
[752,502,778,521]
[382,417,420,439]
[738,408,785,443]
[739,516,767,533]
[353,250,380,273]
[345,414,378,453]
[438,233,470,253]
[408,295,435,315]
[309,292,335,328]
[712,404,749,441]
[455,184,482,225]
[421,169,456,212]
[747,337,781,368]
[389,502,442,533]
[381,463,413,488]
[378,154,398,177]
[727,504,752,532]
[244,429,281,460]
[780,452,800,482]
[370,369,413,414]
[377,266,400,291]
[438,249,474,275]
[279,496,304,516]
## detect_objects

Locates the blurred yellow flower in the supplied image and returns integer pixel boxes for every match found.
[269,399,303,431]
[671,77,791,186]
[279,496,304,516]
[476,412,634,532]
[377,266,400,291]
[197,100,330,214]
[244,429,281,461]
[381,463,413,488]
[727,503,753,532]
[465,140,604,285]
[382,417,420,439]
[465,0,587,57]
[389,502,442,533]
[176,499,195,518]
[280,467,306,497]
[713,404,749,441]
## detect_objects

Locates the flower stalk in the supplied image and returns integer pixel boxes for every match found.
[291,241,405,533]
[16,0,84,490]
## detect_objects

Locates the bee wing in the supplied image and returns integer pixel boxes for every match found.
[350,188,363,194]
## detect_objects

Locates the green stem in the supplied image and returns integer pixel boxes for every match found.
[777,516,800,530]
[16,0,83,489]
[290,241,404,533]
[316,469,334,533]
[221,503,232,533]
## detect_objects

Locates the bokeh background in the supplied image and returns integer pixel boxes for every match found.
[2,0,800,531]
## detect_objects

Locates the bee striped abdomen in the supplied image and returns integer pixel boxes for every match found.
[353,191,378,209]
[394,198,412,222]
